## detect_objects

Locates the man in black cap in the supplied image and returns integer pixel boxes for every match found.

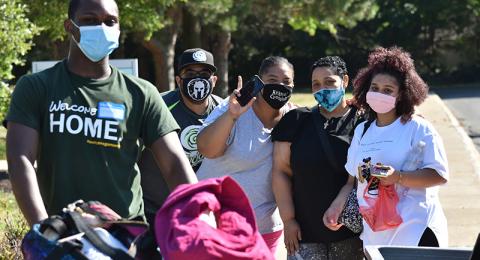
[139,48,223,226]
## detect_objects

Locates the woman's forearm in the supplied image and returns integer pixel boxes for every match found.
[331,176,355,209]
[272,169,296,221]
[395,168,447,188]
[197,111,237,158]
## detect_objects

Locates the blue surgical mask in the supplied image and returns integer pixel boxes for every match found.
[313,85,345,112]
[71,20,120,62]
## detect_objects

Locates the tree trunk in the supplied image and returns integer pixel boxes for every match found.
[182,8,202,49]
[142,6,183,92]
[143,36,177,92]
[211,30,233,97]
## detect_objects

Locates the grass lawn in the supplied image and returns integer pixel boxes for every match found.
[291,87,353,108]
[0,127,5,160]
[291,88,317,107]
[0,190,28,259]
[0,191,25,230]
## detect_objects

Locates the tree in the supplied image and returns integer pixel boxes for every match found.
[189,0,379,95]
[25,0,181,91]
[20,0,380,95]
[287,0,378,36]
[333,0,480,82]
[0,0,39,81]
[25,1,69,60]
[185,0,235,97]
[118,0,234,93]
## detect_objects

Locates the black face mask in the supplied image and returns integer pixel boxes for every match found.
[262,84,293,109]
[181,77,213,103]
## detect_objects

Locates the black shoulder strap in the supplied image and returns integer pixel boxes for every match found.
[335,106,357,135]
[69,211,134,260]
[361,119,374,138]
[39,215,68,237]
[311,106,343,172]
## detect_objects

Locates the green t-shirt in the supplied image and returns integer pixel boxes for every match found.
[6,60,179,218]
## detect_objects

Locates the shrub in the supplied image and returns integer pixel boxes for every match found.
[0,191,28,259]
[0,82,12,122]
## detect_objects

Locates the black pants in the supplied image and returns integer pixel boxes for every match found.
[418,227,439,247]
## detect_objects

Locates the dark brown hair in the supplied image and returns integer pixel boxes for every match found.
[311,56,348,78]
[258,56,294,78]
[353,46,428,122]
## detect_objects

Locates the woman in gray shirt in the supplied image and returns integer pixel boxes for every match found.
[196,56,295,255]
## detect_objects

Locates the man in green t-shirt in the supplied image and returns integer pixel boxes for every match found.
[139,48,223,225]
[5,0,197,227]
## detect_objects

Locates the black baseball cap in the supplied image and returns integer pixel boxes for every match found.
[177,48,217,73]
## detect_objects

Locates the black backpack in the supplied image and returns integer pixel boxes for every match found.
[21,200,148,260]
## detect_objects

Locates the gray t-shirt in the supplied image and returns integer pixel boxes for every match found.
[196,98,285,234]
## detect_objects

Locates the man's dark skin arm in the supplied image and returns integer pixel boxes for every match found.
[150,131,198,189]
[6,122,48,226]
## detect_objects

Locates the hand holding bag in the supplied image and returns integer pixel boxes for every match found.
[311,106,363,234]
[337,184,363,234]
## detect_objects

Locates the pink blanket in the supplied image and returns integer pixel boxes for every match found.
[155,176,273,260]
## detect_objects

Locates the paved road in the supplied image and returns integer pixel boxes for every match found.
[434,86,480,152]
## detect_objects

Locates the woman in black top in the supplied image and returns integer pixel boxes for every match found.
[272,56,365,259]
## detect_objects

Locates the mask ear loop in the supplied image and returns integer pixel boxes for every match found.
[69,19,82,44]
[338,79,345,91]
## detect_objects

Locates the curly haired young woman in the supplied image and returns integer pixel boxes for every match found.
[345,46,449,247]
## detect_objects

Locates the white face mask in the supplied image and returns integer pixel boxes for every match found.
[366,91,396,114]
[71,20,120,62]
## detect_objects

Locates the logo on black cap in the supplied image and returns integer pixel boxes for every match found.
[192,51,207,62]
[178,48,217,73]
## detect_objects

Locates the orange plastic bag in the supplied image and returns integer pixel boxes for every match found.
[359,178,403,232]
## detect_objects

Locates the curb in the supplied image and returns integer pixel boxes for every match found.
[430,93,480,180]
[0,160,6,174]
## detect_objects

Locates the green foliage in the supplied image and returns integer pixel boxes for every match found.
[185,0,233,27]
[0,82,12,123]
[288,0,378,36]
[117,0,178,39]
[10,0,479,88]
[26,0,180,41]
[0,0,39,81]
[0,191,28,260]
[27,1,67,41]
[118,0,235,38]
[335,0,480,82]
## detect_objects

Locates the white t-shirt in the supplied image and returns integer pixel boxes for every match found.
[345,116,449,247]
[197,98,289,234]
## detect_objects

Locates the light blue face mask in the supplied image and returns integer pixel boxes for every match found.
[71,20,120,62]
[313,83,345,112]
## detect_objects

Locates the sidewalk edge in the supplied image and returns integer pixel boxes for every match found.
[430,93,480,180]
